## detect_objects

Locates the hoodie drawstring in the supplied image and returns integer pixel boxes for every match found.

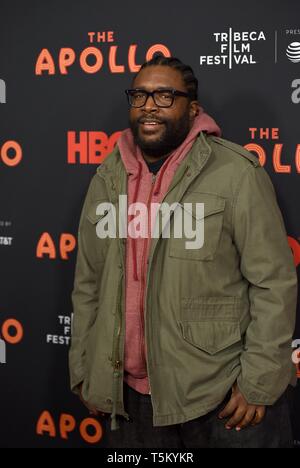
[153,156,170,196]
[131,160,142,281]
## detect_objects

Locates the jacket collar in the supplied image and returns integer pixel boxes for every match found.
[97,131,212,201]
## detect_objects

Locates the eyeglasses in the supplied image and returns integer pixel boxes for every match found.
[125,88,190,108]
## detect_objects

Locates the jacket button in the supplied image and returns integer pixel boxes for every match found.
[106,398,112,404]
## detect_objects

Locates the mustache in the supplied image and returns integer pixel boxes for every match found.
[138,117,165,124]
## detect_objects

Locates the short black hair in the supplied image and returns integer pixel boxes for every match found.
[133,56,198,101]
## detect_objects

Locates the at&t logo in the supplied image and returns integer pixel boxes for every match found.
[286,42,300,63]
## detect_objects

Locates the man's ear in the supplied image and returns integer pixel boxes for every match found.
[189,101,200,121]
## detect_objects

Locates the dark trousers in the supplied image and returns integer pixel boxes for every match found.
[101,382,294,448]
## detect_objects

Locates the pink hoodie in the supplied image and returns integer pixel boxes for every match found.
[117,109,221,394]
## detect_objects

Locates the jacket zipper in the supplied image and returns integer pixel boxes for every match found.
[140,167,190,390]
[142,165,191,397]
[97,171,129,425]
[140,173,156,377]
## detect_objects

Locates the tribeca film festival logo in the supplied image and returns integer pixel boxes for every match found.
[0,318,24,364]
[46,314,73,346]
[95,197,205,250]
[35,30,171,75]
[199,29,267,69]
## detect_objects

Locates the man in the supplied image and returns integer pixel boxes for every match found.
[69,56,298,448]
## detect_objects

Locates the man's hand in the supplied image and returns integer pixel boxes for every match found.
[218,383,266,431]
[78,383,108,418]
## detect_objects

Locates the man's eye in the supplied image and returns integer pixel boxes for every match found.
[134,93,145,99]
[160,93,172,99]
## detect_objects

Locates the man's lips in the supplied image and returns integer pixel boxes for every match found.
[138,119,164,130]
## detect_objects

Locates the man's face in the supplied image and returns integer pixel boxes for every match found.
[129,65,199,159]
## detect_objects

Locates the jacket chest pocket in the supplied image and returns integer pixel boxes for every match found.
[86,200,113,262]
[179,297,242,355]
[169,193,226,261]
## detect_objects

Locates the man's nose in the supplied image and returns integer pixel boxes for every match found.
[143,94,158,112]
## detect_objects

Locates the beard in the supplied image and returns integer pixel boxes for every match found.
[130,109,191,158]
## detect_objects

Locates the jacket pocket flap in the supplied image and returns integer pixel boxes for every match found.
[179,296,242,355]
[180,193,226,220]
[179,320,241,355]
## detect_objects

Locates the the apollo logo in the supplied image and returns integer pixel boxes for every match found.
[67,131,121,164]
[36,233,76,260]
[244,127,300,174]
[35,30,170,75]
[0,318,24,364]
[199,29,266,69]
[36,411,103,444]
[0,78,6,103]
[244,141,300,173]
[286,42,300,63]
[0,140,22,166]
[36,44,170,75]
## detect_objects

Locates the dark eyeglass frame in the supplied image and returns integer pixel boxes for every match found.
[125,88,190,108]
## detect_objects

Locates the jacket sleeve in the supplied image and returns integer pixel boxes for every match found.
[233,164,298,405]
[69,175,99,394]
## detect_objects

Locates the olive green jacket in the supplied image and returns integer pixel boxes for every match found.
[69,131,297,430]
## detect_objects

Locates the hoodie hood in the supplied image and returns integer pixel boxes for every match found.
[118,107,221,177]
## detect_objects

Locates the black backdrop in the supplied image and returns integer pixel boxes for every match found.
[0,0,299,448]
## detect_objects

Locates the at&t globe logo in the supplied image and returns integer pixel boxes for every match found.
[286,42,300,63]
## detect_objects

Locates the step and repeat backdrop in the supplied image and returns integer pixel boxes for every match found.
[0,0,300,448]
